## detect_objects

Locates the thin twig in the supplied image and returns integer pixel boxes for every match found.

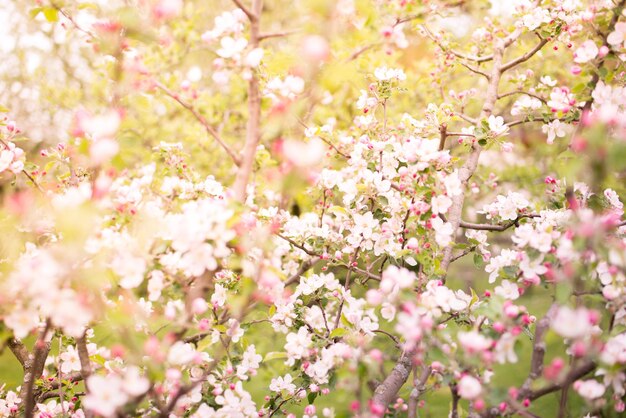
[155,82,241,165]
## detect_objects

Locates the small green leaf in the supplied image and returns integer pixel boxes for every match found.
[29,7,42,18]
[329,327,347,338]
[43,7,59,22]
[469,287,479,307]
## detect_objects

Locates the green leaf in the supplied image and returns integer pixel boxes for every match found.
[469,287,479,307]
[307,392,318,404]
[329,327,347,338]
[473,253,484,268]
[29,7,42,18]
[43,7,59,22]
[213,324,227,333]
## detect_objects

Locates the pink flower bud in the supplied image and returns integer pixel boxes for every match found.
[369,349,384,363]
[598,45,610,59]
[473,398,485,411]
[572,341,587,357]
[369,402,385,416]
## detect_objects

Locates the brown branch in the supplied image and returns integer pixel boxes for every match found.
[347,42,383,61]
[276,234,318,257]
[155,82,241,165]
[51,2,97,39]
[438,123,448,151]
[450,245,477,263]
[231,0,257,21]
[284,257,321,286]
[38,391,85,402]
[7,338,29,367]
[439,36,508,276]
[408,366,431,418]
[446,132,475,138]
[371,349,416,410]
[232,0,264,202]
[519,304,556,400]
[183,332,211,345]
[23,321,52,418]
[76,336,92,381]
[333,247,361,330]
[459,214,539,231]
[258,29,300,41]
[372,329,401,347]
[459,62,490,79]
[501,35,549,72]
[527,361,596,401]
[498,90,546,104]
[457,113,478,124]
[74,335,94,418]
[450,383,460,418]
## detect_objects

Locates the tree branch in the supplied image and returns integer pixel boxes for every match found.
[70,335,93,418]
[519,304,556,400]
[438,123,448,151]
[527,361,596,401]
[421,25,494,63]
[233,0,264,202]
[7,338,29,367]
[501,36,549,72]
[155,82,241,166]
[459,214,539,231]
[259,29,300,41]
[371,349,416,411]
[498,90,546,104]
[408,366,431,418]
[231,0,257,21]
[459,62,491,79]
[23,321,52,418]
